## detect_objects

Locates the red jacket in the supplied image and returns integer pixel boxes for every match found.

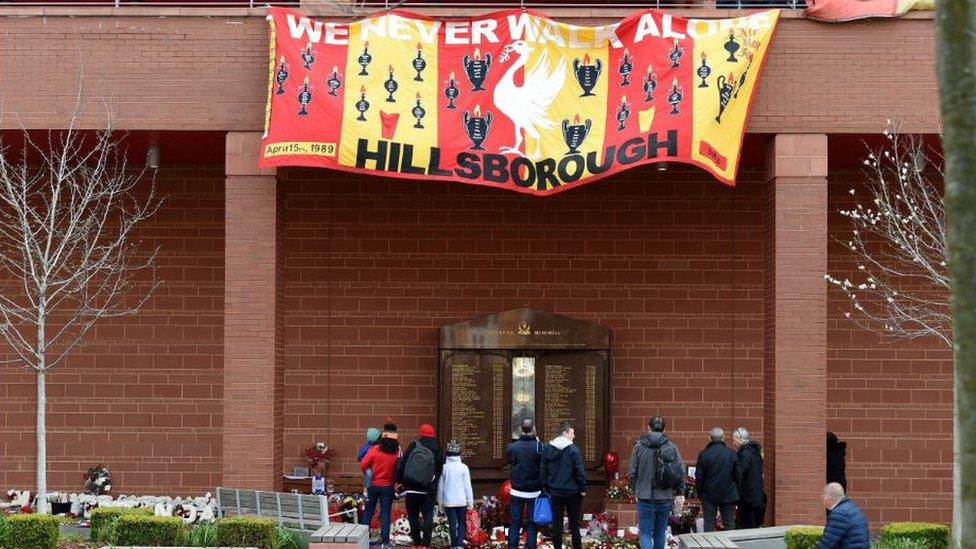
[361,444,399,487]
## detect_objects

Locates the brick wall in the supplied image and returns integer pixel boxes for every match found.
[280,165,767,480]
[826,172,953,525]
[0,167,224,496]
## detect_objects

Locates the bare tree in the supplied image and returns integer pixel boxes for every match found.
[0,114,162,513]
[825,124,950,347]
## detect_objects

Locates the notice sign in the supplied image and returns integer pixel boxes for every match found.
[261,7,779,195]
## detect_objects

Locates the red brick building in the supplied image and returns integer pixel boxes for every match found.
[0,1,950,529]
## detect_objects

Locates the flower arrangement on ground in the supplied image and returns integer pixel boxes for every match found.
[84,464,112,495]
[605,481,634,503]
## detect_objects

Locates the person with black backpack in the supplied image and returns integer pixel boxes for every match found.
[628,416,686,549]
[396,423,443,548]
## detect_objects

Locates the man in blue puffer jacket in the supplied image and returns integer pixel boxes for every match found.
[817,483,870,549]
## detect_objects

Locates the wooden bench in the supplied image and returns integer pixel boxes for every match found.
[310,522,370,549]
[677,532,740,549]
[215,487,357,535]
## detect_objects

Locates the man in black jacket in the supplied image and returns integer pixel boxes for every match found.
[542,421,587,549]
[507,419,543,549]
[694,427,739,532]
[396,423,443,548]
[732,427,764,529]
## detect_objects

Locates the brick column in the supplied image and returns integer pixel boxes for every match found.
[223,132,284,490]
[763,134,828,525]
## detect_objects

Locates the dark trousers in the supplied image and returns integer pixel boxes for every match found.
[701,500,736,532]
[551,493,582,549]
[738,504,764,529]
[445,506,467,549]
[406,492,436,546]
[508,496,538,549]
[362,485,394,543]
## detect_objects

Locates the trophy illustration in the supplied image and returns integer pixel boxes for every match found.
[412,93,426,129]
[715,73,734,123]
[413,42,427,82]
[619,49,633,86]
[643,65,657,102]
[444,71,460,109]
[561,114,592,155]
[616,95,630,131]
[724,29,740,62]
[667,78,683,116]
[697,53,712,88]
[301,42,315,70]
[275,56,288,95]
[384,65,398,103]
[355,85,370,121]
[462,48,492,92]
[358,41,372,76]
[297,76,312,116]
[463,104,492,150]
[668,40,684,69]
[573,54,602,98]
[327,66,342,97]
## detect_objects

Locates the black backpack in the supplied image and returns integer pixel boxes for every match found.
[653,438,684,490]
[403,443,437,488]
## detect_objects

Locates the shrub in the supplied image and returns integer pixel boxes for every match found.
[785,526,825,549]
[881,522,950,548]
[873,539,927,549]
[188,521,219,547]
[4,514,60,549]
[215,516,278,549]
[274,524,301,549]
[0,514,9,546]
[90,506,154,542]
[112,514,187,547]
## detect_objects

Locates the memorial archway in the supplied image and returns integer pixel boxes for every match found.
[438,308,611,494]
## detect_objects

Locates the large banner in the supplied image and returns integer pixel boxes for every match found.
[260,7,779,195]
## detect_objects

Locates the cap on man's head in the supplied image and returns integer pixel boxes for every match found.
[649,416,666,432]
[419,424,436,438]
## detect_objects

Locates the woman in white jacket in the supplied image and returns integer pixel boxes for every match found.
[437,440,474,549]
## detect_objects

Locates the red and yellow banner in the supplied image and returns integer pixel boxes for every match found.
[260,7,779,195]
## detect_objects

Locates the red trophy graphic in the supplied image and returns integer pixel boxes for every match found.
[380,111,400,140]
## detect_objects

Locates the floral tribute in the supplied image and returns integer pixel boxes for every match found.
[605,480,634,503]
[304,442,332,475]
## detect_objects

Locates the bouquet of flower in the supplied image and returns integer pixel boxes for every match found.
[607,531,640,549]
[667,503,699,536]
[476,495,501,531]
[305,443,332,476]
[605,481,634,503]
[83,464,111,496]
[587,511,618,537]
[329,492,364,523]
[431,516,451,548]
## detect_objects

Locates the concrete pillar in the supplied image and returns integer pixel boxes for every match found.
[223,132,284,490]
[763,133,829,525]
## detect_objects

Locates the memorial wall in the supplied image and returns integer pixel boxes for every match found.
[438,308,610,481]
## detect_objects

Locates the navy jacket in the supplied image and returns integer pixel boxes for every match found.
[736,441,764,506]
[817,499,870,549]
[695,440,740,504]
[507,435,544,493]
[541,436,587,497]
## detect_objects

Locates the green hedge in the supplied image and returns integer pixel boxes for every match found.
[215,516,278,549]
[112,514,187,547]
[90,505,154,542]
[881,522,950,548]
[4,514,60,549]
[785,526,825,549]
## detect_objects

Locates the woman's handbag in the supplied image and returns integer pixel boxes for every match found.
[532,493,553,526]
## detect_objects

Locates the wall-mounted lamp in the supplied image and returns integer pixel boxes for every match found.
[146,145,161,169]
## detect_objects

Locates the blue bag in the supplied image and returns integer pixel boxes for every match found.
[533,494,553,526]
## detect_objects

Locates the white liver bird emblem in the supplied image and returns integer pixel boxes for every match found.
[492,40,567,159]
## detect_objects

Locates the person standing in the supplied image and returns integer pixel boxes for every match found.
[731,427,764,529]
[507,419,543,549]
[628,415,686,549]
[541,421,587,549]
[694,427,739,532]
[397,423,443,548]
[816,483,869,549]
[826,432,848,492]
[361,420,400,549]
[437,440,474,549]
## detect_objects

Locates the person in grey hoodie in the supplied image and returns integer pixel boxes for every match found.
[437,440,473,549]
[541,421,587,549]
[628,416,687,549]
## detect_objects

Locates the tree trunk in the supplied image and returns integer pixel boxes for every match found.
[35,369,48,514]
[934,0,976,544]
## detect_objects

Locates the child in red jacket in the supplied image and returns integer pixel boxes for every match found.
[360,420,400,548]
